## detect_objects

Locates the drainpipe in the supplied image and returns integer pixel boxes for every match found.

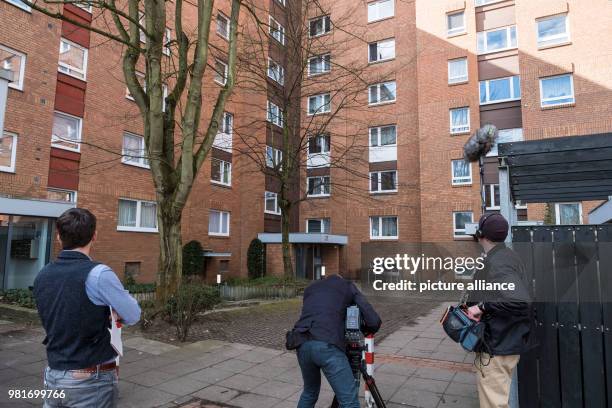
[0,69,12,135]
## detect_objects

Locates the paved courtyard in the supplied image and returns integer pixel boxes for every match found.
[0,300,478,408]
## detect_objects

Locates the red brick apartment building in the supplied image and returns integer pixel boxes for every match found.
[1,0,611,287]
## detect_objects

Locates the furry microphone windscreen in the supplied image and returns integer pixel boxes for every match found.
[463,124,499,162]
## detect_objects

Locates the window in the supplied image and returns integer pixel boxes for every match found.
[449,107,470,134]
[217,13,230,39]
[453,212,473,237]
[163,28,172,56]
[369,81,396,105]
[124,262,141,280]
[266,145,283,168]
[58,38,88,80]
[480,76,521,104]
[4,0,31,12]
[75,3,93,13]
[0,132,17,173]
[275,0,285,6]
[487,128,523,156]
[214,60,228,85]
[51,112,82,152]
[125,71,145,101]
[307,93,331,115]
[0,45,26,90]
[477,26,517,54]
[368,0,394,23]
[220,111,233,134]
[475,0,503,5]
[117,199,158,232]
[369,125,397,146]
[484,184,500,210]
[555,202,582,225]
[308,54,331,76]
[267,58,285,85]
[267,101,284,126]
[368,38,395,63]
[211,158,231,186]
[265,191,281,215]
[307,218,330,234]
[208,209,230,236]
[448,58,468,84]
[447,11,465,36]
[451,159,472,185]
[370,170,397,193]
[370,216,398,239]
[309,16,331,37]
[213,112,233,151]
[47,188,77,203]
[122,132,149,168]
[540,74,574,107]
[307,176,330,197]
[269,16,285,45]
[537,14,569,47]
[308,134,330,154]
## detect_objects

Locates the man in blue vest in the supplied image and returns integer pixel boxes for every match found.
[34,208,141,408]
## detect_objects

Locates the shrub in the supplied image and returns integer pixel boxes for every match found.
[166,284,221,341]
[0,289,36,309]
[247,238,265,279]
[138,299,158,331]
[125,282,156,294]
[183,240,205,276]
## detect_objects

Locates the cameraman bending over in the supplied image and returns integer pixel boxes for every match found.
[292,273,382,408]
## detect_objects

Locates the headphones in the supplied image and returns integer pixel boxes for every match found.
[475,213,495,239]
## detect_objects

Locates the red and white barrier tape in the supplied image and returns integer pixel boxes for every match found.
[364,334,375,408]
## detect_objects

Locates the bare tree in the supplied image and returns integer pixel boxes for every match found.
[21,0,244,300]
[233,0,378,277]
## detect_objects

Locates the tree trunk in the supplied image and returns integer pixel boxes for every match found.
[281,206,293,278]
[156,204,183,303]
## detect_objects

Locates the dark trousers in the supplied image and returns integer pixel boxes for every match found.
[297,340,360,408]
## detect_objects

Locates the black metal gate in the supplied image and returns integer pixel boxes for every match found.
[514,224,612,408]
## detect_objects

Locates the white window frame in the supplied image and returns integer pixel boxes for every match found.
[47,188,77,204]
[75,3,93,13]
[536,14,570,47]
[484,184,500,210]
[539,74,575,107]
[308,134,331,154]
[266,145,283,168]
[479,76,521,105]
[448,58,468,84]
[368,81,396,105]
[217,12,230,40]
[451,159,472,185]
[208,209,230,236]
[4,0,31,12]
[369,125,397,147]
[368,38,396,63]
[307,54,331,76]
[475,0,504,5]
[368,0,394,23]
[487,128,523,157]
[125,71,145,101]
[370,170,398,193]
[307,175,330,197]
[121,132,149,169]
[117,198,159,233]
[275,0,285,6]
[51,111,82,152]
[0,131,18,173]
[267,100,284,126]
[306,218,330,234]
[369,216,398,240]
[163,28,172,56]
[447,10,466,36]
[0,45,26,91]
[211,158,232,186]
[267,58,285,85]
[453,211,473,238]
[214,59,228,86]
[264,191,281,215]
[269,15,285,45]
[307,93,331,115]
[555,202,583,225]
[309,15,331,38]
[58,38,88,81]
[477,25,517,55]
[449,107,470,134]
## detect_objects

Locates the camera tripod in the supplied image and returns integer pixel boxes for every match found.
[330,343,387,408]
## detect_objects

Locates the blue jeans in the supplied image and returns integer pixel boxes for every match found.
[297,340,360,408]
[43,366,118,407]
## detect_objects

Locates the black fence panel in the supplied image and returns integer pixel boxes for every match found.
[515,224,612,408]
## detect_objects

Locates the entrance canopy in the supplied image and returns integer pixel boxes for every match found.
[258,232,348,245]
[498,133,612,203]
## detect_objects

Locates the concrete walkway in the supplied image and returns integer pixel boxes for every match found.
[0,303,478,408]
